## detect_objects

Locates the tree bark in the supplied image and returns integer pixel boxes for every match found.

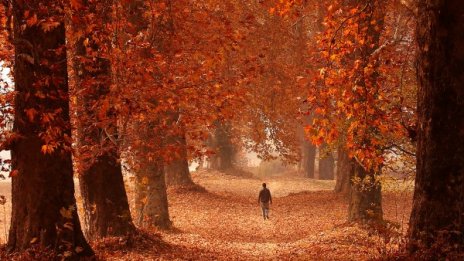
[123,0,172,230]
[301,141,316,178]
[318,145,335,180]
[409,0,464,253]
[345,0,385,223]
[295,3,317,179]
[165,131,194,187]
[78,154,135,239]
[8,1,93,257]
[210,122,236,171]
[348,160,383,222]
[72,0,135,240]
[135,158,171,229]
[163,110,194,187]
[334,148,351,195]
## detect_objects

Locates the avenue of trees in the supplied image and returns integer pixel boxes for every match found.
[0,0,462,259]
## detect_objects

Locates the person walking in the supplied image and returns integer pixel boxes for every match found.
[258,183,272,220]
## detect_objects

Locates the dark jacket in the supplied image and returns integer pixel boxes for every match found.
[258,188,272,203]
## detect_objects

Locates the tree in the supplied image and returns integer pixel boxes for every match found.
[348,162,382,221]
[233,1,309,166]
[318,145,335,180]
[117,0,172,229]
[301,139,316,178]
[296,8,317,178]
[304,0,416,222]
[307,0,386,222]
[209,121,237,171]
[165,125,195,187]
[408,0,464,255]
[70,0,136,239]
[133,152,171,229]
[7,0,93,257]
[343,0,385,222]
[334,148,351,195]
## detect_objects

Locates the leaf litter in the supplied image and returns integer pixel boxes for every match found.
[95,170,413,260]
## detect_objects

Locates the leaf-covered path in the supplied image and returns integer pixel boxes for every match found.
[98,170,412,260]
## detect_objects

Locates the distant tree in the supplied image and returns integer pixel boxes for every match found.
[334,148,351,195]
[209,121,237,171]
[318,144,335,180]
[301,140,316,178]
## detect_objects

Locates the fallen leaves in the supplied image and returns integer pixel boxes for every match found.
[0,170,413,260]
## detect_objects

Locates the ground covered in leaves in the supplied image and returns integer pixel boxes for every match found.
[99,170,413,260]
[0,170,413,260]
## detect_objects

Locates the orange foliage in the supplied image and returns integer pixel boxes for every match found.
[303,0,416,171]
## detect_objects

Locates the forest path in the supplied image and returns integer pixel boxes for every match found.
[1,170,412,260]
[151,170,393,260]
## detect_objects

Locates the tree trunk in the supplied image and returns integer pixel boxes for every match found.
[301,141,316,178]
[210,122,236,171]
[123,0,172,230]
[72,0,135,240]
[409,0,464,253]
[334,148,351,195]
[165,131,194,187]
[164,111,194,187]
[130,120,171,229]
[8,1,93,257]
[135,159,171,229]
[319,145,335,180]
[79,154,135,239]
[344,0,385,223]
[295,3,317,180]
[348,160,383,222]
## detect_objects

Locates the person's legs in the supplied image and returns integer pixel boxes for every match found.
[260,202,265,219]
[260,202,270,220]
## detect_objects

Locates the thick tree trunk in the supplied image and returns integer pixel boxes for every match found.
[318,145,335,180]
[72,0,135,240]
[8,1,93,257]
[164,111,194,187]
[334,148,351,195]
[79,154,135,239]
[135,159,171,229]
[348,160,382,222]
[165,132,194,187]
[409,0,464,253]
[130,119,172,229]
